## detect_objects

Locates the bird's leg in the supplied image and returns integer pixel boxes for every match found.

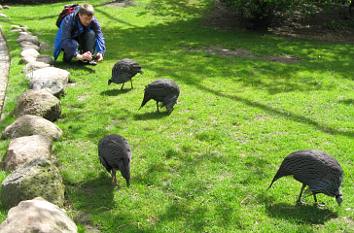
[296,183,306,205]
[313,193,317,203]
[121,83,125,90]
[313,193,326,208]
[130,79,133,89]
[156,101,160,112]
[111,169,118,186]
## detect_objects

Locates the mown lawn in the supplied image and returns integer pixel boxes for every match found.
[0,0,353,232]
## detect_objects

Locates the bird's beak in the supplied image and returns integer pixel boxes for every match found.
[336,195,343,206]
[139,70,144,74]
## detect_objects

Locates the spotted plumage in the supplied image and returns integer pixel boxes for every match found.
[268,150,343,205]
[98,134,132,187]
[108,58,143,89]
[139,79,180,113]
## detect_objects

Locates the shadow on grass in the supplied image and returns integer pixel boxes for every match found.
[338,98,354,105]
[65,173,115,214]
[100,88,132,96]
[65,172,143,232]
[192,84,354,138]
[133,111,170,120]
[54,61,96,74]
[265,202,338,224]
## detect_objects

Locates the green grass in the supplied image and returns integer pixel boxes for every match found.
[0,0,353,232]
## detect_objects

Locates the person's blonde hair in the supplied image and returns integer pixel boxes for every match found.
[79,3,94,16]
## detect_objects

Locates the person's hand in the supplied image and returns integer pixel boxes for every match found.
[96,53,103,62]
[82,51,92,61]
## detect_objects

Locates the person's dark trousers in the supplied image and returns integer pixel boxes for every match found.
[63,29,96,63]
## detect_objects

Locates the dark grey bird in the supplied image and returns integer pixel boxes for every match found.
[268,150,343,206]
[139,79,180,113]
[108,58,143,89]
[98,134,132,187]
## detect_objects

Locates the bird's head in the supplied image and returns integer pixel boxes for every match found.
[336,193,343,206]
[119,158,131,187]
[108,79,112,85]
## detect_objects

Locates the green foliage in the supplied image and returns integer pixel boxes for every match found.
[219,0,353,29]
[219,0,298,28]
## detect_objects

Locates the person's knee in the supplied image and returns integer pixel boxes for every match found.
[62,40,79,56]
[85,30,96,40]
[63,52,74,63]
[62,40,79,63]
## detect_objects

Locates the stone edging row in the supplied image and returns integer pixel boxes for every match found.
[0,27,10,120]
[0,24,78,232]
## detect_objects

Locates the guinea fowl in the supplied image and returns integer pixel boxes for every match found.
[139,79,180,113]
[98,134,132,187]
[268,150,343,206]
[108,58,143,89]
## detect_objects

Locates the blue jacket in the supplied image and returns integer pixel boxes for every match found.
[53,9,106,60]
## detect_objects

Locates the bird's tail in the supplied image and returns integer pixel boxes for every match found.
[164,95,177,112]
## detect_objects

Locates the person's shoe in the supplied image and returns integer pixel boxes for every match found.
[78,60,89,65]
[88,60,97,66]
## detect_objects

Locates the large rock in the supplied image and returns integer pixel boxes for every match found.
[20,41,39,51]
[14,89,61,121]
[36,55,54,65]
[40,42,51,52]
[3,135,52,171]
[16,34,39,45]
[2,115,62,140]
[1,159,65,208]
[11,28,25,33]
[21,48,40,64]
[21,55,36,64]
[0,197,77,233]
[28,67,70,97]
[21,48,39,58]
[10,25,28,31]
[23,61,51,74]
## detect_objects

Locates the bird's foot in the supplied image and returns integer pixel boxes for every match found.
[112,177,118,186]
[314,202,326,208]
[296,200,306,206]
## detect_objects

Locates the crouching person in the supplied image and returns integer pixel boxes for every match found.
[53,3,106,65]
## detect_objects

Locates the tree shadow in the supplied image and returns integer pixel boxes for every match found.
[1,0,68,4]
[139,0,212,18]
[100,88,131,96]
[191,83,354,138]
[93,7,138,28]
[133,111,170,120]
[338,98,354,105]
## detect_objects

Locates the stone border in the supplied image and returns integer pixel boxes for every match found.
[0,22,78,232]
[0,28,10,120]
